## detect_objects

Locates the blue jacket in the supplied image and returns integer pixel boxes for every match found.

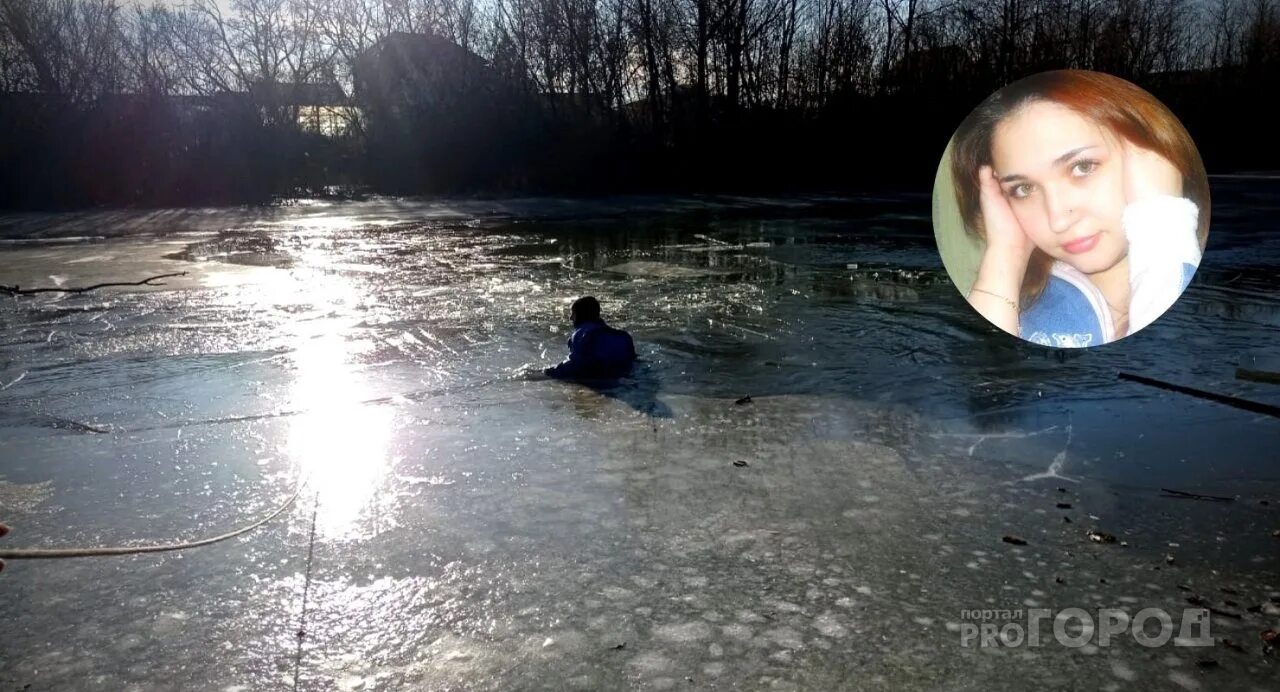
[545,319,637,379]
[1022,261,1196,348]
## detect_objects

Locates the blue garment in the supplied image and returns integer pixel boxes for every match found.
[545,319,637,379]
[1022,262,1196,348]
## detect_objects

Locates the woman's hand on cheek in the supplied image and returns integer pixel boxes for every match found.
[970,166,1031,337]
[1121,139,1182,204]
[978,165,1033,266]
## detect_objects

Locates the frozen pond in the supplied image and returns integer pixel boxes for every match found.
[1,186,1277,689]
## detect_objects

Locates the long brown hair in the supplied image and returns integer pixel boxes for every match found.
[950,70,1210,310]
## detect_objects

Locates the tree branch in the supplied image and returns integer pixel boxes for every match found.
[2,272,189,295]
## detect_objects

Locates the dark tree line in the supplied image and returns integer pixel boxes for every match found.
[1,0,1278,208]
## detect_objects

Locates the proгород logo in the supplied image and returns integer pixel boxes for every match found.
[957,607,1212,649]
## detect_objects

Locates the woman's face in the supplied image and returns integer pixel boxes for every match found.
[989,100,1129,276]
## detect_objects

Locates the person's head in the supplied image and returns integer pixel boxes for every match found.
[950,70,1209,307]
[570,296,602,326]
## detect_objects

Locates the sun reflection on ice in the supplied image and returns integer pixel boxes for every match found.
[282,264,396,540]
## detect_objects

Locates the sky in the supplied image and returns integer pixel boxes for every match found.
[156,0,236,16]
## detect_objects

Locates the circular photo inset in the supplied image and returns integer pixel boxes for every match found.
[932,69,1209,348]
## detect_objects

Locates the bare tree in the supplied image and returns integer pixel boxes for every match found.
[0,0,128,102]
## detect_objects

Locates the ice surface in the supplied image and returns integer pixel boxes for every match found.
[1,189,1277,689]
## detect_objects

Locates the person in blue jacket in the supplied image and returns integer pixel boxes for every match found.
[948,70,1209,348]
[544,296,637,379]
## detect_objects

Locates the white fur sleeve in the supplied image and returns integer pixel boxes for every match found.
[1124,196,1200,335]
